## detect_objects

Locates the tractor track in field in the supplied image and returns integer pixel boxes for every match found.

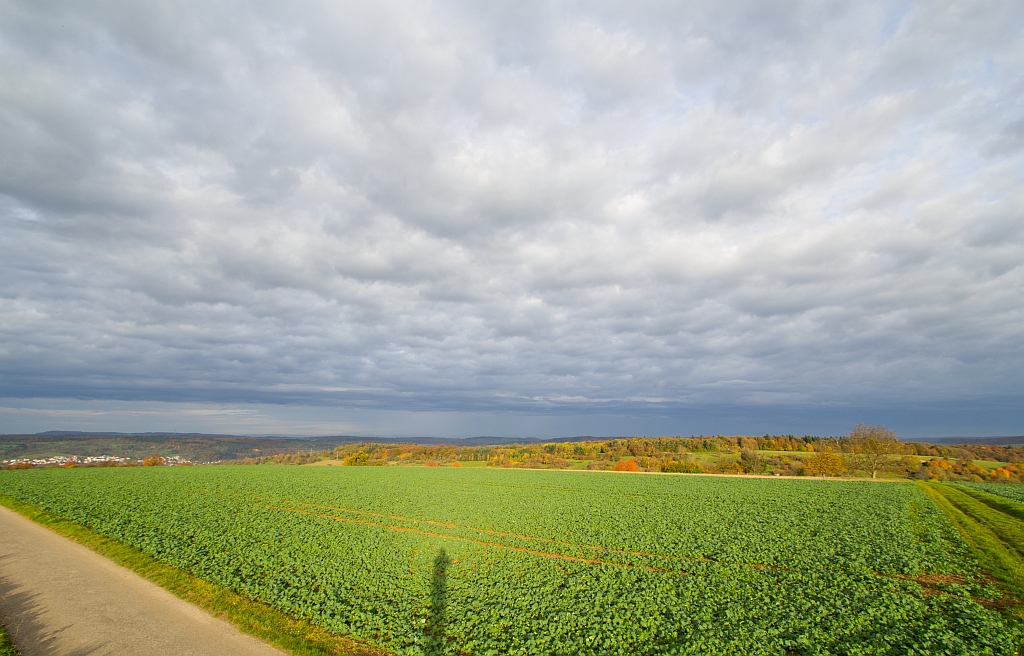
[206,487,960,591]
[918,483,1024,611]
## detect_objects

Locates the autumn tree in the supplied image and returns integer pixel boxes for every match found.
[661,459,703,473]
[804,451,844,477]
[342,451,369,466]
[846,423,904,478]
[740,448,763,474]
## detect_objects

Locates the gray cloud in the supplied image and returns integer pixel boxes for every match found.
[1,0,1022,436]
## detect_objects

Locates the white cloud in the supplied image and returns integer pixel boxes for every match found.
[0,0,1022,436]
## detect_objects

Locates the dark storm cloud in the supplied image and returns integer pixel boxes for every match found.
[1,0,1022,435]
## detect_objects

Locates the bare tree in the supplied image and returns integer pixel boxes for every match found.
[846,423,904,478]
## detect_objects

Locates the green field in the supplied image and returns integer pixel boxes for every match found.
[0,467,1019,655]
[961,482,1024,504]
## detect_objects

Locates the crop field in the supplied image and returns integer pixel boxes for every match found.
[0,467,1019,655]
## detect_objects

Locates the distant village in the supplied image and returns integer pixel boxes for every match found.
[1,454,194,468]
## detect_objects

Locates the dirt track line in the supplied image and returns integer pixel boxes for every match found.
[223,489,950,590]
[264,495,692,564]
[266,503,950,589]
[258,503,678,574]
[200,487,638,557]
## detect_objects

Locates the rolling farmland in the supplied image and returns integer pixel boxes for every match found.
[0,466,1019,655]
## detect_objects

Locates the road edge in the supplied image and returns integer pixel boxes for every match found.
[0,621,16,656]
[0,494,389,656]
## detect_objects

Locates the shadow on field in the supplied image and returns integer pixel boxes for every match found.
[424,549,450,656]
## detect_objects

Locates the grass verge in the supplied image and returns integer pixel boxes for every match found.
[0,622,16,656]
[0,494,388,656]
[920,483,1024,622]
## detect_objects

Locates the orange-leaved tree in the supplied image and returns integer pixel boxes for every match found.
[613,459,639,472]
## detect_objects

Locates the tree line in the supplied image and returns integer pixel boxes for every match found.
[229,424,1024,483]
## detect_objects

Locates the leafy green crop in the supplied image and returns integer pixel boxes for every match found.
[0,467,1017,655]
[960,482,1024,505]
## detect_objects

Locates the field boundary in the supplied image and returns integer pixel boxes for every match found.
[920,483,1024,624]
[0,494,390,656]
[306,460,912,481]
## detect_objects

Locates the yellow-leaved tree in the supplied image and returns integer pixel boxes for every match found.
[804,451,844,477]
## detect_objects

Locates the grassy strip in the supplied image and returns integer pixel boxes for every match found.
[0,622,16,656]
[920,483,1024,621]
[0,495,389,656]
[933,485,1024,561]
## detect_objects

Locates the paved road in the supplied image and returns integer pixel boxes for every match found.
[0,505,286,656]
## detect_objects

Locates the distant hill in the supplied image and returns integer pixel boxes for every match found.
[8,431,1021,464]
[917,436,1024,447]
[0,433,344,463]
[318,435,617,446]
[0,432,611,463]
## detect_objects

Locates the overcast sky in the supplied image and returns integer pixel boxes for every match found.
[1,0,1022,438]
